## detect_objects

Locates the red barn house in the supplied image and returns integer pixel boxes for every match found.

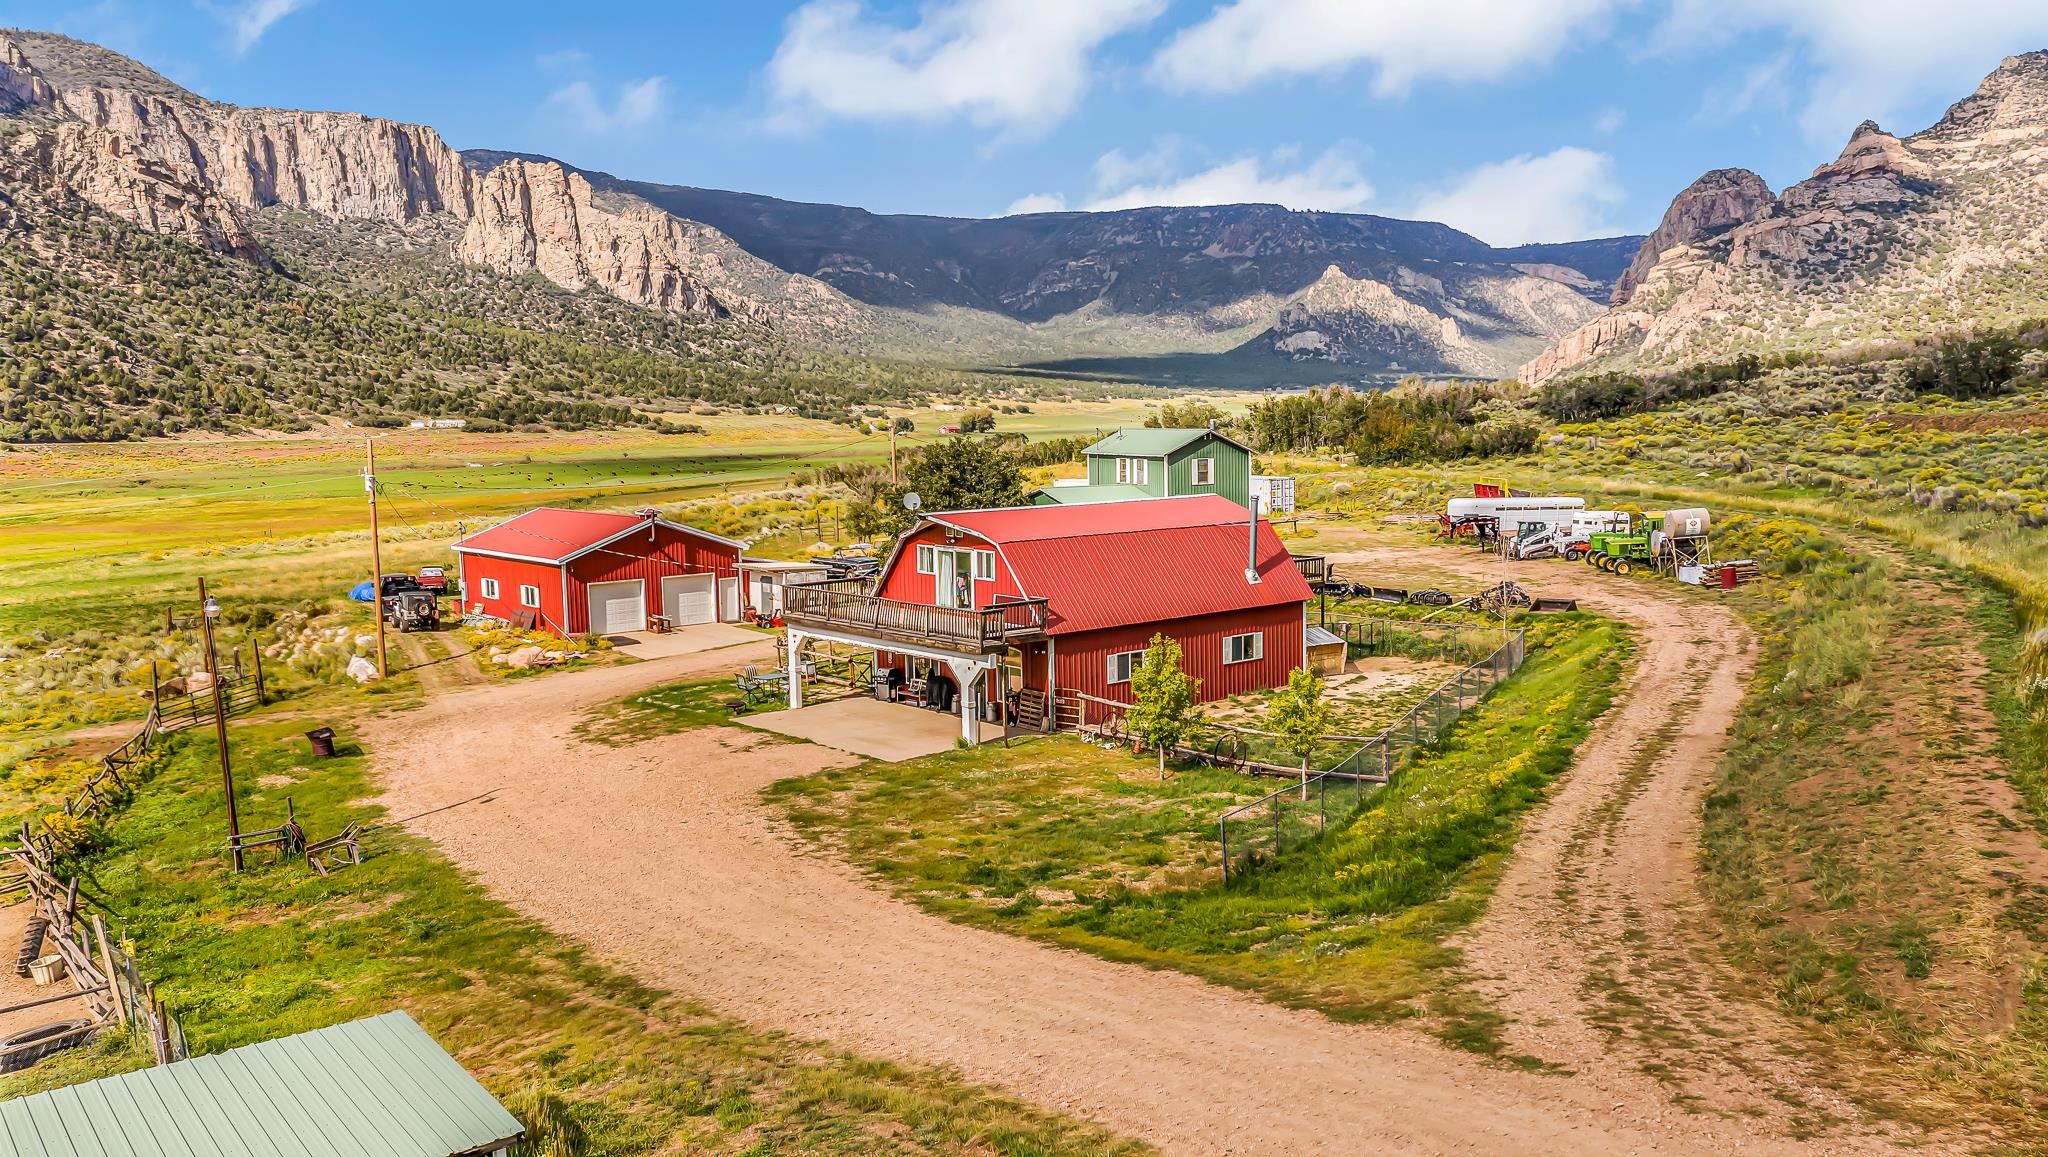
[453,507,744,637]
[778,494,1313,741]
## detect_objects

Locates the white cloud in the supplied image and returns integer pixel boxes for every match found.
[1003,193,1068,215]
[1593,107,1625,134]
[222,0,310,55]
[1408,146,1623,246]
[1653,0,2048,141]
[1083,142,1375,212]
[1693,51,1791,124]
[547,77,666,134]
[767,0,1165,131]
[1150,0,1621,96]
[535,49,592,74]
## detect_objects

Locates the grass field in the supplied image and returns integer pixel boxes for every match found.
[769,614,1627,1054]
[0,712,1147,1155]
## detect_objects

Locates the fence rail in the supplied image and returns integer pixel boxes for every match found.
[1217,621,1526,882]
[2,848,189,1067]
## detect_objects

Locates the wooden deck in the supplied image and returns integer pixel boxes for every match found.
[781,583,1048,655]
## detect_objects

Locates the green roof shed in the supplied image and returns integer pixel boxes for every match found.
[0,1012,523,1157]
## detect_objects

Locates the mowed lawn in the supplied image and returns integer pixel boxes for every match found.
[0,713,1146,1156]
[769,616,1629,1053]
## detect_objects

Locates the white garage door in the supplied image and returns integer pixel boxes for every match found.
[586,580,645,635]
[662,574,716,625]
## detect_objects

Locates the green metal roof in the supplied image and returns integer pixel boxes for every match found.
[1033,483,1153,505]
[1083,427,1250,458]
[0,1012,523,1157]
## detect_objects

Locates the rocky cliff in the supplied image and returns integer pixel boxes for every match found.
[2,28,1637,376]
[460,159,864,337]
[0,31,859,337]
[1523,51,2048,384]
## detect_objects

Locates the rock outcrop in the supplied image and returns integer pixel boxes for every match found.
[0,35,54,112]
[1523,50,2048,385]
[1610,168,1773,305]
[1251,263,1603,378]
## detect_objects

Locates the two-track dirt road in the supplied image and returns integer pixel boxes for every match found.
[367,556,1937,1155]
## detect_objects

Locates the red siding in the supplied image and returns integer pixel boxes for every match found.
[1054,602,1306,717]
[874,525,1021,608]
[459,555,570,635]
[563,523,741,635]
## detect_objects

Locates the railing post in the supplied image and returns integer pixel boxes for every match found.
[1219,820,1230,885]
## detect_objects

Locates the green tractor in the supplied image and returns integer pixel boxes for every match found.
[1584,522,1654,575]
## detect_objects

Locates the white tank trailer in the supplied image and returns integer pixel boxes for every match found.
[1444,496,1585,555]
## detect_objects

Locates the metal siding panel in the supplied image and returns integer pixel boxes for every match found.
[95,1075,168,1157]
[1055,604,1304,715]
[0,1100,26,1157]
[270,1032,414,1156]
[210,1049,332,1157]
[68,1084,132,1157]
[323,1018,468,1157]
[163,1059,260,1157]
[356,1015,523,1153]
[126,1069,203,1157]
[463,556,568,636]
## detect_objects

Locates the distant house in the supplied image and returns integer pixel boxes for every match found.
[779,495,1314,739]
[454,507,744,636]
[0,1012,523,1157]
[1034,426,1256,507]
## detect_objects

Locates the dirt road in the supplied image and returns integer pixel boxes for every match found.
[368,551,1934,1156]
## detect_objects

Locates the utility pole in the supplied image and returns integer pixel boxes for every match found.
[364,438,388,679]
[198,578,243,872]
[888,421,899,486]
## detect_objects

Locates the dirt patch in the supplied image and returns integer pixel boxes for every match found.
[365,559,1935,1156]
[0,902,95,1042]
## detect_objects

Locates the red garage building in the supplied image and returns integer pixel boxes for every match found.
[453,507,744,637]
[779,494,1313,740]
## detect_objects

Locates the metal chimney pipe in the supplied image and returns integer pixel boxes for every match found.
[1245,498,1261,585]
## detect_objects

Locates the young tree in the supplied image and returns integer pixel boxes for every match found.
[899,434,1026,513]
[1126,633,1200,779]
[1267,666,1334,800]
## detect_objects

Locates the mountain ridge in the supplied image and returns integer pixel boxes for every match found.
[1522,50,2048,384]
[0,29,1638,383]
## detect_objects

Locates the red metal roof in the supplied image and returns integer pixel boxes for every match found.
[928,496,1312,636]
[453,507,675,564]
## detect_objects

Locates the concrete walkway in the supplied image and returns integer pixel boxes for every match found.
[604,622,764,660]
[748,696,997,761]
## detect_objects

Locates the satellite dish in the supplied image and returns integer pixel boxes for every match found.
[903,492,922,511]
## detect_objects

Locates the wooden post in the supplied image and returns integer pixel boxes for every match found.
[251,643,265,705]
[199,578,244,872]
[91,915,125,1027]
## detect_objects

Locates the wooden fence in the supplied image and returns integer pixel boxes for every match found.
[1,847,188,1068]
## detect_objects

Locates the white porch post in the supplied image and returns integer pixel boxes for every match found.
[945,658,984,745]
[787,629,805,710]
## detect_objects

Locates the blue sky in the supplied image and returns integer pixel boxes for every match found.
[12,0,2048,245]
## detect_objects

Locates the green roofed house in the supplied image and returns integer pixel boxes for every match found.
[0,1011,523,1157]
[1036,426,1255,508]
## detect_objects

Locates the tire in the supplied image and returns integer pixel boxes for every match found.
[15,916,46,977]
[1614,559,1634,576]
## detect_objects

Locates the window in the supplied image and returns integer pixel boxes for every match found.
[479,577,500,600]
[1115,456,1130,484]
[1114,457,1150,485]
[1191,457,1215,486]
[1106,650,1146,685]
[916,544,936,574]
[1223,632,1264,664]
[973,550,996,581]
[519,584,542,608]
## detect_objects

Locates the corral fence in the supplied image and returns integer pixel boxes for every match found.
[149,647,265,734]
[1,848,189,1068]
[1216,621,1526,882]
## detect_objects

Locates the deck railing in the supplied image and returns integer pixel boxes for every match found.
[782,583,1048,654]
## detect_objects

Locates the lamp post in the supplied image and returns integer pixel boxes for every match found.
[198,578,243,871]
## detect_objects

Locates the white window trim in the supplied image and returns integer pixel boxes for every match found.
[916,544,936,575]
[1223,631,1264,665]
[1106,649,1146,685]
[479,577,500,600]
[519,584,542,608]
[1192,457,1215,486]
[973,550,996,582]
[1115,457,1130,485]
[1134,458,1150,485]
